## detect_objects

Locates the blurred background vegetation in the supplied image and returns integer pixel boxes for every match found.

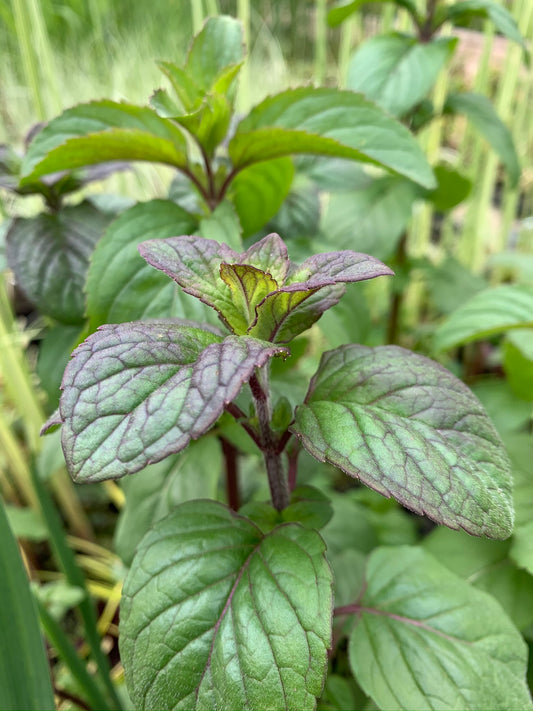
[0,1,532,708]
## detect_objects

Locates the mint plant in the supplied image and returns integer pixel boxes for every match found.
[26,12,533,710]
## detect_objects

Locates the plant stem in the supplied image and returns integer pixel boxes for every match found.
[249,373,289,511]
[314,0,328,85]
[287,440,300,492]
[220,437,240,511]
[419,0,439,41]
[224,402,261,448]
[386,232,407,345]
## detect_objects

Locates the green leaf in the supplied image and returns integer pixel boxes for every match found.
[511,521,533,577]
[349,546,533,710]
[435,284,533,350]
[4,505,48,541]
[185,15,244,95]
[423,526,533,630]
[444,92,521,186]
[472,379,533,436]
[439,0,527,52]
[328,0,418,27]
[120,500,333,710]
[85,199,212,330]
[20,101,188,184]
[37,324,83,409]
[0,497,55,710]
[176,92,233,157]
[114,437,222,565]
[230,157,294,238]
[268,178,321,238]
[347,35,456,118]
[421,255,486,315]
[230,88,435,189]
[6,201,112,323]
[503,330,533,400]
[199,200,243,251]
[320,176,419,260]
[424,163,472,211]
[59,323,286,482]
[292,344,513,538]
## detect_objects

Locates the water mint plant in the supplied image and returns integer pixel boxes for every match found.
[42,230,530,710]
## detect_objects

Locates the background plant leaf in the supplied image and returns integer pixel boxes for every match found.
[229,88,435,189]
[435,284,533,350]
[59,323,286,482]
[327,0,418,27]
[349,546,533,710]
[292,344,513,538]
[346,35,456,118]
[440,0,527,52]
[120,500,332,710]
[7,201,113,323]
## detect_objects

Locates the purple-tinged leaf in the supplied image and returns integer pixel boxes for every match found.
[139,233,392,342]
[120,500,333,710]
[58,321,287,482]
[292,345,514,539]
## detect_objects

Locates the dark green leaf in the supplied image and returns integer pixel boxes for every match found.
[328,0,418,27]
[20,101,188,184]
[59,323,286,481]
[439,0,527,52]
[425,163,472,211]
[424,526,533,630]
[0,497,55,710]
[7,201,112,323]
[293,344,513,538]
[349,546,533,710]
[444,92,521,186]
[85,199,211,330]
[230,157,294,238]
[120,500,332,710]
[37,324,82,409]
[347,35,456,117]
[435,284,533,350]
[230,88,436,188]
[114,437,222,565]
[320,176,419,260]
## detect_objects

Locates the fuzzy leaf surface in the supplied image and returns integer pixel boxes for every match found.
[59,323,286,481]
[139,233,392,341]
[349,546,532,710]
[85,199,212,330]
[347,35,456,117]
[230,88,435,188]
[6,201,112,323]
[435,284,533,350]
[20,101,188,184]
[292,344,513,538]
[120,500,333,710]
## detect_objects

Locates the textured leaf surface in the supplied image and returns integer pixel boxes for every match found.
[85,200,211,330]
[114,438,222,565]
[0,497,55,710]
[7,201,112,323]
[120,500,333,710]
[444,92,521,186]
[20,101,188,184]
[139,233,392,341]
[347,35,456,117]
[349,546,532,711]
[435,284,533,350]
[59,322,286,481]
[230,88,435,188]
[292,344,513,538]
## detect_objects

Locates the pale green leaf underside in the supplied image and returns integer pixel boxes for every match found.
[435,284,533,350]
[59,323,286,482]
[230,88,435,189]
[120,500,332,710]
[349,546,532,710]
[293,345,513,538]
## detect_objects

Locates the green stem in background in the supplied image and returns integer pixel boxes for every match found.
[314,0,327,85]
[29,461,122,710]
[190,0,205,35]
[205,0,219,16]
[249,373,290,511]
[11,0,46,120]
[386,233,407,345]
[237,0,251,112]
[37,599,112,711]
[220,437,240,511]
[337,16,356,87]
